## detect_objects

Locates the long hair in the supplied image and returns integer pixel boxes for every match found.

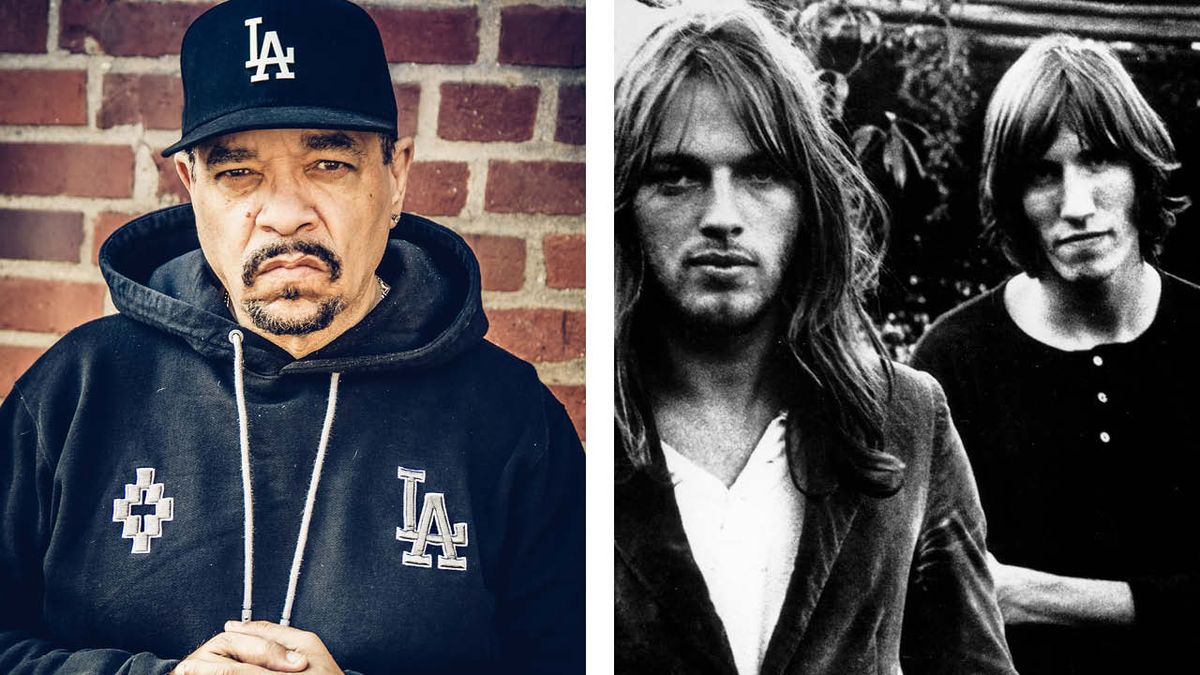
[980,34,1188,274]
[614,4,904,497]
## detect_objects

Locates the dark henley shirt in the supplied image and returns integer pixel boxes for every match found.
[911,270,1200,675]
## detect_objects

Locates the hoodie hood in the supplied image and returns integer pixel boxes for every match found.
[99,203,488,376]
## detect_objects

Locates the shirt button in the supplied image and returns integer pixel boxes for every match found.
[1092,355,1104,366]
[1100,431,1111,443]
[1097,392,1108,403]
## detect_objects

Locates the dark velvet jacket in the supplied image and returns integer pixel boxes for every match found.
[615,365,1016,675]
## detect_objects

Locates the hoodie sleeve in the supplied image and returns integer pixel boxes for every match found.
[0,389,179,675]
[900,374,1016,675]
[490,386,585,674]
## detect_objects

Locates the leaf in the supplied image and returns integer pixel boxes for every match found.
[859,9,883,46]
[884,130,908,188]
[888,115,928,180]
[851,125,884,158]
[897,132,926,180]
[895,117,931,140]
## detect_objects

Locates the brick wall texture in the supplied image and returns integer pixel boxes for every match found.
[0,0,586,439]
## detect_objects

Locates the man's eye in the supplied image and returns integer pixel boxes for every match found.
[313,160,352,172]
[1078,152,1116,172]
[647,170,701,195]
[1027,163,1059,188]
[744,167,783,184]
[215,168,258,184]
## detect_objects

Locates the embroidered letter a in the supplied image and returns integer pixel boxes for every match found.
[396,467,469,571]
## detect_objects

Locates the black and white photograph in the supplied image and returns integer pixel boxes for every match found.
[613,1,1200,673]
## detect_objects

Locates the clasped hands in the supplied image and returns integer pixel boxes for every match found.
[173,620,343,675]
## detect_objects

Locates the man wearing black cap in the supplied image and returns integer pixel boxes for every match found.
[0,1,585,674]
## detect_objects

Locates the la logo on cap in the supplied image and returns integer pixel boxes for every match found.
[244,16,295,82]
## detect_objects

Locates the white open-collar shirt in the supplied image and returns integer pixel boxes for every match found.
[661,413,805,675]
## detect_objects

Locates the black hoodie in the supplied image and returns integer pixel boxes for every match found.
[0,204,585,674]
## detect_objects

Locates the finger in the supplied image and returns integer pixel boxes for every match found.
[201,630,308,672]
[224,620,322,654]
[175,656,295,675]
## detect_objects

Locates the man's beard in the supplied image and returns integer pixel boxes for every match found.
[240,240,346,336]
[646,277,776,336]
[243,293,345,335]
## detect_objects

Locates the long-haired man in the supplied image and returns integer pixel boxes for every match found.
[913,34,1199,674]
[614,5,1015,674]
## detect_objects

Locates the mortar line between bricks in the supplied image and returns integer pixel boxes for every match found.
[532,359,586,386]
[462,158,489,219]
[436,215,585,234]
[533,77,559,144]
[0,125,162,144]
[86,61,105,130]
[477,3,502,68]
[0,56,180,72]
[389,63,584,84]
[0,194,159,213]
[76,204,104,267]
[416,74,442,143]
[524,234,548,295]
[408,140,585,161]
[46,0,62,55]
[481,292,583,311]
[0,260,105,283]
[0,55,92,70]
[483,290,585,309]
[0,330,61,349]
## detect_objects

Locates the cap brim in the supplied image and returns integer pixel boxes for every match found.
[161,106,397,156]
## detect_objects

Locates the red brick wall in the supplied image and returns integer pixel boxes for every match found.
[0,0,586,439]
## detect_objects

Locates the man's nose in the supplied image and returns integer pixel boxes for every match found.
[699,169,743,239]
[255,173,318,236]
[1059,164,1096,226]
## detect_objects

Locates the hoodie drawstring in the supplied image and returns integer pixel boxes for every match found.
[230,329,255,622]
[228,329,341,627]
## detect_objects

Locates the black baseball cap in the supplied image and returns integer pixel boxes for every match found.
[161,0,397,157]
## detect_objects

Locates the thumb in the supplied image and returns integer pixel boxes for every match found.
[225,620,316,653]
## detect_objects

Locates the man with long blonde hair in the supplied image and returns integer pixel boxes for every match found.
[614,5,1014,673]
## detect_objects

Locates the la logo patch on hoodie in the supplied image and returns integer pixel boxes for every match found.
[396,466,469,571]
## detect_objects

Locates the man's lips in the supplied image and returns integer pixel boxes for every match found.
[686,250,757,268]
[1054,231,1110,248]
[256,255,329,278]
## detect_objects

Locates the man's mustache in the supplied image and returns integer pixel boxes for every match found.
[241,240,343,287]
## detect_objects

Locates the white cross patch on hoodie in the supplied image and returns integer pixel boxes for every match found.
[112,467,175,554]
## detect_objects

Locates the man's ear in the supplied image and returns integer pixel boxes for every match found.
[388,137,415,222]
[173,151,196,196]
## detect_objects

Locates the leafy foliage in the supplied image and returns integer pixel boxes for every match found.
[781,0,983,359]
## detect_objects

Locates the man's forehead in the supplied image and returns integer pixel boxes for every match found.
[1034,125,1111,160]
[650,78,754,161]
[197,128,372,161]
